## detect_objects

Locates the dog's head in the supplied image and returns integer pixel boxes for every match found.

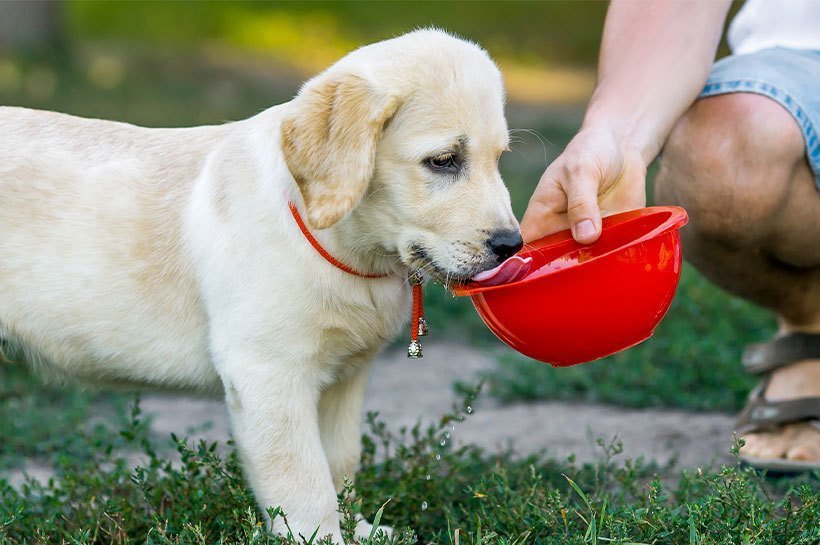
[281,29,520,284]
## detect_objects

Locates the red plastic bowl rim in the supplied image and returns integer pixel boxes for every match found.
[453,205,688,296]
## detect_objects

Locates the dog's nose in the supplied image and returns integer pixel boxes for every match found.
[487,230,523,262]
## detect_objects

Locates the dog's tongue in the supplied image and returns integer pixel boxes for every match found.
[471,256,533,286]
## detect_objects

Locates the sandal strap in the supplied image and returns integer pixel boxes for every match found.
[742,332,820,375]
[735,381,820,434]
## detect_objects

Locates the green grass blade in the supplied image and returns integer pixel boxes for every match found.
[368,499,391,542]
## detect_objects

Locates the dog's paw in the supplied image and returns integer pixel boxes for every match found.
[355,516,394,541]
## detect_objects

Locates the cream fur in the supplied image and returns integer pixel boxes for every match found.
[0,29,517,541]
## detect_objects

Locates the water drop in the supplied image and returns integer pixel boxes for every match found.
[421,501,428,511]
[439,439,446,447]
[435,453,441,461]
[466,405,473,414]
[426,474,431,480]
[444,431,451,439]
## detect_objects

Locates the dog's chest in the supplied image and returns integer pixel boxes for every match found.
[314,278,410,374]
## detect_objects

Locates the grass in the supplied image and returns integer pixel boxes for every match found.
[0,361,129,470]
[1,387,817,544]
[0,50,293,128]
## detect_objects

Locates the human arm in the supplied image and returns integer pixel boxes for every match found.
[520,0,732,243]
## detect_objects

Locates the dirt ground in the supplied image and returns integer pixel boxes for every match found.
[6,340,738,488]
[141,339,737,469]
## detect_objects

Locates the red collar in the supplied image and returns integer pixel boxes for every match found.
[288,201,388,278]
[288,201,427,358]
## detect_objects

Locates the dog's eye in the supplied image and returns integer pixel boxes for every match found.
[425,152,461,174]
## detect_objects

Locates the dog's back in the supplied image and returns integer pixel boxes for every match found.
[0,106,223,392]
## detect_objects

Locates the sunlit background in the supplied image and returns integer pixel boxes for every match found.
[0,1,610,121]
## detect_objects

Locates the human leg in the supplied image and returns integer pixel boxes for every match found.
[656,91,820,465]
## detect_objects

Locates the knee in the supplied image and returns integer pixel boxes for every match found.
[655,93,804,247]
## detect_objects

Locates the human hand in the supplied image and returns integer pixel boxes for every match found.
[520,126,647,244]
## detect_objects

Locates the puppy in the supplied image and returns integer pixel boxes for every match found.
[0,29,520,541]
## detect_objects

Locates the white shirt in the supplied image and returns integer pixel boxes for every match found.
[728,0,820,55]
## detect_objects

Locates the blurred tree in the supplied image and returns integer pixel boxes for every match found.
[0,0,63,51]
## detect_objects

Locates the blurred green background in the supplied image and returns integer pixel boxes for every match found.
[0,0,771,471]
[0,0,613,124]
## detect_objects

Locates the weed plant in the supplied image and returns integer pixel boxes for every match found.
[1,387,817,545]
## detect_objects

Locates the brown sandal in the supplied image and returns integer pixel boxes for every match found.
[735,333,820,473]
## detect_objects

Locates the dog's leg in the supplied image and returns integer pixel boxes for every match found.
[221,362,344,543]
[318,360,371,493]
[318,358,394,540]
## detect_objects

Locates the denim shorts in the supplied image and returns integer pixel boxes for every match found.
[700,47,820,190]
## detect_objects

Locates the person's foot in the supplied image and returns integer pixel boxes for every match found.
[740,358,820,463]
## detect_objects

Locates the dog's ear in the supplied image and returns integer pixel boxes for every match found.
[281,74,401,229]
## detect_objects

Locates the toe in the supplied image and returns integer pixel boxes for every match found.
[786,444,815,461]
[756,441,789,460]
[740,433,762,455]
[741,431,790,459]
[740,433,783,458]
[785,423,820,462]
[741,423,820,463]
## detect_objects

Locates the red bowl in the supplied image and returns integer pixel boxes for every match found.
[453,206,689,366]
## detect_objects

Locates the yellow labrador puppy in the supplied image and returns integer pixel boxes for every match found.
[0,29,520,540]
